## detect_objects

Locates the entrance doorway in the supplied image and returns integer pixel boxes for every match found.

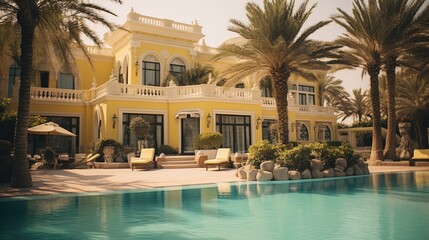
[181,117,200,154]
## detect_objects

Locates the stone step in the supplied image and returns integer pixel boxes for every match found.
[156,155,200,169]
[159,160,196,165]
[159,163,199,169]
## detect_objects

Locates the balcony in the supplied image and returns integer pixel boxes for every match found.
[13,81,335,115]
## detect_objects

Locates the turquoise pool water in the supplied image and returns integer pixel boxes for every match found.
[0,171,428,240]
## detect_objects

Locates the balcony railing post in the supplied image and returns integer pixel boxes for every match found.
[251,89,261,101]
[201,84,215,97]
[167,86,178,98]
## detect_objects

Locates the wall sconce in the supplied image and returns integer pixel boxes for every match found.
[256,117,262,129]
[206,113,212,128]
[135,60,139,76]
[112,114,118,129]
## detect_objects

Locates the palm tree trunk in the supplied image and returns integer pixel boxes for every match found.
[272,70,290,144]
[383,57,397,160]
[368,70,384,162]
[11,5,38,188]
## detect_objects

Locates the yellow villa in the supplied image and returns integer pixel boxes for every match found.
[3,10,337,157]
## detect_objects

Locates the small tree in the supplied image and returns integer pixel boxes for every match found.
[129,117,151,151]
[130,117,150,140]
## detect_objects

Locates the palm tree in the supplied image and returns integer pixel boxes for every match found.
[396,73,429,149]
[316,73,349,107]
[0,0,122,187]
[377,0,428,160]
[214,0,337,144]
[337,88,370,123]
[164,63,214,86]
[332,0,388,161]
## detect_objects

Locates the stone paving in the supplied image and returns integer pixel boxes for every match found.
[1,166,429,197]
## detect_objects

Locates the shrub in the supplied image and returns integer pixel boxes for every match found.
[194,132,223,150]
[157,145,178,155]
[277,144,312,172]
[247,140,277,168]
[338,143,360,167]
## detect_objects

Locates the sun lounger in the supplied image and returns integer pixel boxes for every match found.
[204,148,231,171]
[130,148,155,171]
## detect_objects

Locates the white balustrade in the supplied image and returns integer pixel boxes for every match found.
[262,97,276,107]
[128,13,202,34]
[194,45,219,55]
[119,84,167,97]
[23,80,334,116]
[214,87,253,100]
[30,87,85,102]
[177,85,203,98]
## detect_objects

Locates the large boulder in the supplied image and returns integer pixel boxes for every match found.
[260,161,275,172]
[311,159,324,171]
[311,159,324,179]
[334,167,346,177]
[353,164,364,175]
[238,168,247,179]
[345,167,354,176]
[301,169,312,179]
[288,171,301,180]
[311,169,324,178]
[362,164,370,175]
[273,167,289,181]
[323,168,335,178]
[256,170,273,181]
[335,158,347,169]
[356,158,366,168]
[247,169,258,181]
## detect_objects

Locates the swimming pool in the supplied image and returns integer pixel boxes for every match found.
[0,171,428,240]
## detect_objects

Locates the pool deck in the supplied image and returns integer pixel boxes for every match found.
[1,166,429,198]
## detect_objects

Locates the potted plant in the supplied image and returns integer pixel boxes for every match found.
[194,132,223,159]
[42,147,57,169]
[129,117,151,153]
[92,138,122,163]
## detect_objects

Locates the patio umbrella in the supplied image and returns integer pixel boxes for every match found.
[28,122,77,163]
[28,121,76,137]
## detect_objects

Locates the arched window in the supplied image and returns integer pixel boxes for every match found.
[235,83,245,88]
[324,125,331,141]
[316,124,332,141]
[298,123,309,141]
[59,72,75,89]
[260,77,273,97]
[142,55,160,86]
[169,58,186,82]
[118,65,123,83]
[8,64,21,97]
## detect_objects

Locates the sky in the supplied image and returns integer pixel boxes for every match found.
[92,0,370,96]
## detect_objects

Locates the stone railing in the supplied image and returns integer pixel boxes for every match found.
[176,85,204,98]
[94,82,168,98]
[119,84,167,97]
[194,45,218,55]
[215,87,254,100]
[85,46,112,56]
[261,97,276,107]
[262,97,334,114]
[19,80,334,116]
[30,87,85,102]
[296,105,335,114]
[127,12,202,34]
